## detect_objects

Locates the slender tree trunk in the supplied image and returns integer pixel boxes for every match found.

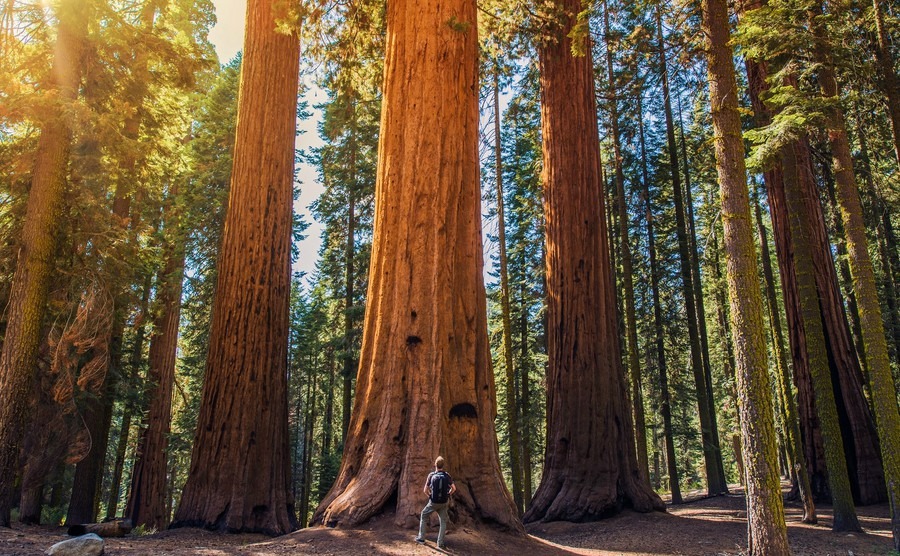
[854,116,900,363]
[656,3,727,496]
[519,287,533,508]
[341,98,357,447]
[126,198,186,530]
[818,154,866,372]
[604,3,649,483]
[523,0,663,523]
[494,68,525,515]
[678,99,727,489]
[811,4,900,544]
[702,0,789,549]
[298,365,317,528]
[105,277,151,520]
[871,0,900,168]
[638,93,681,504]
[0,0,89,527]
[171,0,300,534]
[313,0,520,530]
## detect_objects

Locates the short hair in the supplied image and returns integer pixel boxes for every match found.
[435,456,445,469]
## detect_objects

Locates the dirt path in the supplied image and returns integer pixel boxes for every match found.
[1,490,894,555]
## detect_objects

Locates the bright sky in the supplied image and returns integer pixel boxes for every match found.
[208,0,326,287]
[207,2,500,291]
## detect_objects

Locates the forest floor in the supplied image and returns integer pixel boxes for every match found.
[2,485,896,555]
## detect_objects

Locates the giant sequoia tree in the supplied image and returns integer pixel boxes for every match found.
[312,0,521,530]
[0,0,89,527]
[170,0,300,535]
[523,0,664,523]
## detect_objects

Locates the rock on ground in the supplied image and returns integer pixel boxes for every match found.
[45,533,104,556]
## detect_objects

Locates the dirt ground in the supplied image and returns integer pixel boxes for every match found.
[1,488,896,555]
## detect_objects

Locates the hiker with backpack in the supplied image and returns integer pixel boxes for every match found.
[415,456,456,549]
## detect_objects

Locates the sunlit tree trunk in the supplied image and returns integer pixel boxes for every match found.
[810,3,900,544]
[524,0,664,522]
[702,0,789,549]
[0,0,89,527]
[171,0,300,534]
[313,0,520,531]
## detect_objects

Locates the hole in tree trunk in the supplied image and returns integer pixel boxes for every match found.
[449,403,477,419]
[406,335,422,346]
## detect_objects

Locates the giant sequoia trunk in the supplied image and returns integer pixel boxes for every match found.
[701,0,789,550]
[523,0,664,523]
[0,0,88,527]
[170,0,300,535]
[126,213,185,530]
[312,0,520,531]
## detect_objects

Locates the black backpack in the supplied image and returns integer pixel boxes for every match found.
[430,471,450,503]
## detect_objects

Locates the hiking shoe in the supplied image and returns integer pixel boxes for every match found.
[415,537,425,543]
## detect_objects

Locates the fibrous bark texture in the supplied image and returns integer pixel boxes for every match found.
[0,0,88,527]
[170,0,300,535]
[523,0,664,523]
[701,0,789,550]
[312,0,521,532]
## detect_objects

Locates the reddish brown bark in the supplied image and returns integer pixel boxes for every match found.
[0,0,89,527]
[170,0,300,535]
[523,0,664,523]
[126,215,185,530]
[312,0,521,532]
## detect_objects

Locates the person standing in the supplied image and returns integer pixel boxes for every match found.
[416,456,456,548]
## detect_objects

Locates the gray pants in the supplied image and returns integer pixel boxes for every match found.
[417,500,449,546]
